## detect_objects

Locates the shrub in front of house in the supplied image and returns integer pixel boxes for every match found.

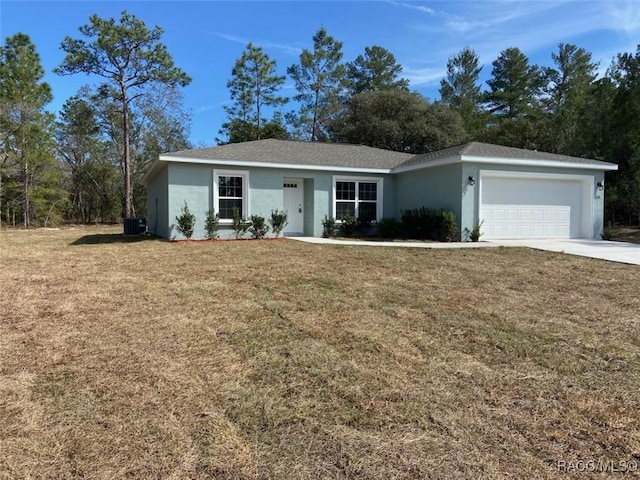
[340,214,356,237]
[469,220,484,242]
[440,210,457,242]
[175,201,195,239]
[269,210,288,238]
[401,207,458,241]
[355,217,376,236]
[204,210,220,240]
[231,206,250,239]
[377,217,401,238]
[321,215,336,238]
[248,214,269,239]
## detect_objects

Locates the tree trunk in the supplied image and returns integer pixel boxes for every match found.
[312,88,320,142]
[122,85,132,219]
[23,160,29,228]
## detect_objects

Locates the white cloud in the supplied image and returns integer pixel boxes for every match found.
[605,0,640,34]
[403,66,445,88]
[394,0,640,96]
[193,102,226,115]
[211,32,301,56]
[388,1,435,15]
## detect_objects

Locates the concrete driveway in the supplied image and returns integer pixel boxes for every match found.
[487,239,640,265]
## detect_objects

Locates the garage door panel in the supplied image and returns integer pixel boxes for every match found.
[519,209,531,221]
[480,174,590,239]
[518,225,531,236]
[481,204,571,238]
[531,225,545,237]
[490,208,505,221]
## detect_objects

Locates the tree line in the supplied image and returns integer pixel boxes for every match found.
[2,10,640,227]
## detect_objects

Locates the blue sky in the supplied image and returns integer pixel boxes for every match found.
[2,1,639,147]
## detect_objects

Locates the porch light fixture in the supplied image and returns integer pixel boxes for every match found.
[468,176,476,186]
[597,181,604,191]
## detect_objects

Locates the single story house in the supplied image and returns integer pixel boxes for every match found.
[143,139,618,240]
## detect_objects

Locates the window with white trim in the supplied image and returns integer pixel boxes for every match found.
[214,170,249,221]
[333,176,382,222]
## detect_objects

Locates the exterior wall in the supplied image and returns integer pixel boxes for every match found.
[382,175,396,219]
[151,159,610,241]
[303,178,315,236]
[463,162,606,240]
[395,163,463,237]
[146,166,169,238]
[162,162,391,240]
[167,163,212,239]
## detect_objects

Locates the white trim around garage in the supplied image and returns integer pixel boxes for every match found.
[478,170,595,239]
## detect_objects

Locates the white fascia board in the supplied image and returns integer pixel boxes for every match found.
[391,154,618,173]
[158,155,392,174]
[142,159,162,184]
[461,155,618,171]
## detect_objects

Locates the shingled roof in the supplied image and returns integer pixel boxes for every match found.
[149,139,616,180]
[396,142,617,170]
[162,138,413,170]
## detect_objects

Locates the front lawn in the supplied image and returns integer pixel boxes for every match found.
[1,226,639,479]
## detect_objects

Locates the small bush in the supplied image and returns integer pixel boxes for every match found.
[321,215,336,238]
[401,207,458,241]
[269,210,288,238]
[231,206,250,239]
[377,217,401,238]
[470,220,484,242]
[175,201,195,239]
[441,210,457,242]
[601,222,613,241]
[340,214,356,237]
[356,217,374,236]
[204,210,220,239]
[248,214,269,239]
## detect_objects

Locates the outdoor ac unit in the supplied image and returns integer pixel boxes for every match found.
[124,217,147,235]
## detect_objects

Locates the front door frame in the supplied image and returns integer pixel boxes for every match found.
[283,177,304,236]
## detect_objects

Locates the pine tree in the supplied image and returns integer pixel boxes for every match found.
[56,11,191,218]
[346,45,409,95]
[0,33,61,227]
[541,43,598,155]
[439,47,483,137]
[484,47,543,148]
[287,27,346,142]
[219,43,288,143]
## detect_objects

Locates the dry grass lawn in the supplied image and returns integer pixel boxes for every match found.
[610,225,640,244]
[1,226,639,479]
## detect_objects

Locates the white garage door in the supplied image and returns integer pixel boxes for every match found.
[479,173,591,239]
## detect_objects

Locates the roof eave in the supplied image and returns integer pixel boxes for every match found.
[462,155,619,171]
[157,155,393,174]
[392,155,618,173]
[142,158,163,185]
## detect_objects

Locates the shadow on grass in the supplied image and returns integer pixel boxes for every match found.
[71,234,163,245]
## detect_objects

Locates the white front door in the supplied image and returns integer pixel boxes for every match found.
[283,178,304,235]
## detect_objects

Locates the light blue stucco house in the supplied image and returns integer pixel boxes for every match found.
[143,139,617,240]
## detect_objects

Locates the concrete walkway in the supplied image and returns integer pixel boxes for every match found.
[290,237,640,265]
[290,237,498,249]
